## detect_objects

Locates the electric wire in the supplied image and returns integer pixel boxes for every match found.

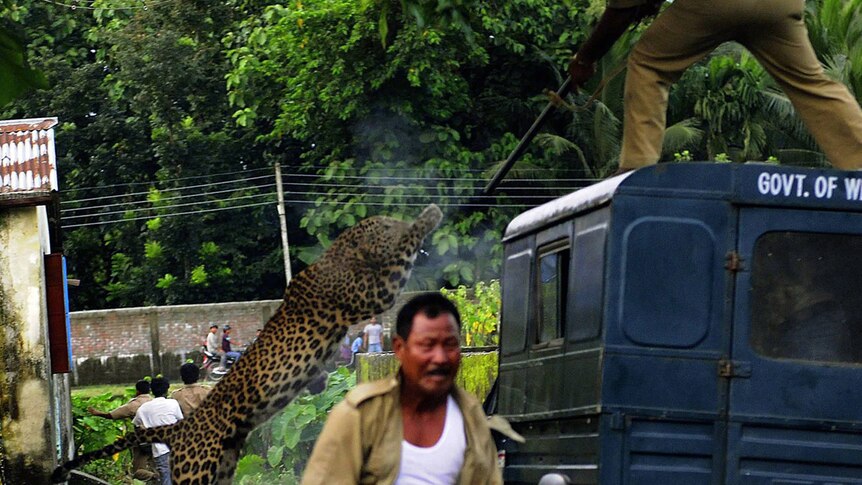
[65,167,271,193]
[41,0,171,10]
[62,184,577,214]
[61,198,533,229]
[283,172,598,182]
[61,182,276,213]
[279,180,590,191]
[62,192,276,220]
[61,201,277,229]
[61,174,274,205]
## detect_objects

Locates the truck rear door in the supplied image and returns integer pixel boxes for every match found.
[727,207,862,484]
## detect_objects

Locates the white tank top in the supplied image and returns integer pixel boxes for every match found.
[395,395,466,485]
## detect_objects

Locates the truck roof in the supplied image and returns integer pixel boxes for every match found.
[504,162,862,241]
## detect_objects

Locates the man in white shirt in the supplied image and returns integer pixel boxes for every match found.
[363,316,384,353]
[133,377,183,485]
[205,324,220,355]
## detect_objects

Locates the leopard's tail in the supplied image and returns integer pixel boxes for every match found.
[51,424,176,483]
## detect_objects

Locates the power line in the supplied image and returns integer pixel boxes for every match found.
[60,184,581,215]
[41,0,171,10]
[63,193,277,220]
[61,201,277,229]
[299,164,597,174]
[285,200,532,208]
[62,183,276,214]
[284,172,598,182]
[61,199,535,229]
[273,190,567,200]
[61,174,274,205]
[60,176,591,208]
[64,167,271,193]
[281,180,591,191]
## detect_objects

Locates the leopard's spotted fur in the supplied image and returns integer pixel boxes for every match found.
[53,204,442,485]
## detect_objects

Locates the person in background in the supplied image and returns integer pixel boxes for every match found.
[248,328,262,346]
[205,324,220,355]
[87,379,155,481]
[220,325,242,370]
[301,292,501,484]
[134,377,183,485]
[363,316,384,353]
[170,362,211,418]
[350,332,365,367]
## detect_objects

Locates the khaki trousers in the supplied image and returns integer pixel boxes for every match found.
[621,0,862,170]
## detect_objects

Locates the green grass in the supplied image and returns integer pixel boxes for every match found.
[72,383,188,400]
[72,384,133,399]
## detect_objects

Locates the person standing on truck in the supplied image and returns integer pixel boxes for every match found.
[568,0,862,173]
[301,292,501,484]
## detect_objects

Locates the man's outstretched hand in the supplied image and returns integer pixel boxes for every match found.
[568,54,596,87]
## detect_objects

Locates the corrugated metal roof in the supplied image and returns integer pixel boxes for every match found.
[0,117,59,193]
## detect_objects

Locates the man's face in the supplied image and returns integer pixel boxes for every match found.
[394,311,461,399]
[210,327,217,334]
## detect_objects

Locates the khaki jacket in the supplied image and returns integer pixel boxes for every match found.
[171,383,211,418]
[109,394,153,419]
[302,376,502,485]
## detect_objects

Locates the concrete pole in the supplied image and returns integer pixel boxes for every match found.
[274,164,292,286]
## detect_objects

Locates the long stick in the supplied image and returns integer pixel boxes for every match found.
[482,76,573,196]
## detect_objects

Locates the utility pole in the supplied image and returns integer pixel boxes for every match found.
[274,163,292,286]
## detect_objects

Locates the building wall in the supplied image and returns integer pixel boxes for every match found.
[69,293,414,386]
[0,205,72,483]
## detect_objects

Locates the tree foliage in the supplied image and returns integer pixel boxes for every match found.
[2,0,860,309]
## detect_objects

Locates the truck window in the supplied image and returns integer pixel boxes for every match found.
[750,231,862,364]
[569,223,606,342]
[501,248,531,356]
[537,243,569,343]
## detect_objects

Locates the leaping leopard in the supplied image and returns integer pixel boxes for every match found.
[53,204,443,485]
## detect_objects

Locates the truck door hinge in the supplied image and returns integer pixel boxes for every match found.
[718,359,751,378]
[725,251,744,272]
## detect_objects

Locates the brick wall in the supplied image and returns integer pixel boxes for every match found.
[70,300,283,385]
[70,293,420,386]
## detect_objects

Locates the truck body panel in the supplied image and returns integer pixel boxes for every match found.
[497,163,862,484]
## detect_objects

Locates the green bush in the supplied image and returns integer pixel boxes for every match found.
[236,367,356,484]
[441,280,500,346]
[71,389,139,484]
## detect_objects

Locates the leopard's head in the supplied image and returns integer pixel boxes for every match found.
[323,204,442,294]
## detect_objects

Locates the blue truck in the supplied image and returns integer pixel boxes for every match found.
[494,163,862,484]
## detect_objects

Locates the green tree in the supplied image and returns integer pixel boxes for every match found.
[226,0,597,288]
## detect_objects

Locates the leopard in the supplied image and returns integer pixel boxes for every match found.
[53,204,443,485]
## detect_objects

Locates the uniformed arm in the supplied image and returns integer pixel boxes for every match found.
[107,401,138,420]
[568,3,661,85]
[481,434,503,485]
[88,406,113,419]
[471,411,503,485]
[301,401,364,485]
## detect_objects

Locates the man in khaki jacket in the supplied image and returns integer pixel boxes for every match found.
[87,379,155,480]
[302,293,501,485]
[170,362,211,418]
[569,0,862,172]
